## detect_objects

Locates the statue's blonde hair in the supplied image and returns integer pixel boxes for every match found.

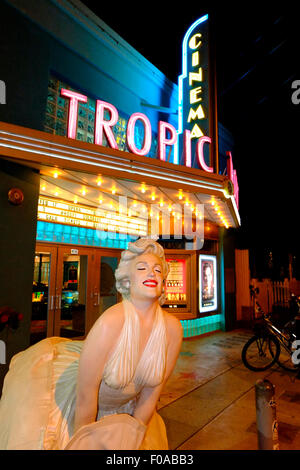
[115,238,169,305]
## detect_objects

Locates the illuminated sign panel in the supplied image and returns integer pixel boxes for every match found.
[178,15,211,170]
[199,254,217,313]
[37,197,147,236]
[165,259,187,302]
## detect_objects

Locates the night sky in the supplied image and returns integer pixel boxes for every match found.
[80,2,300,268]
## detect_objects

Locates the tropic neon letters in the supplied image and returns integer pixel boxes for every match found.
[61,89,212,173]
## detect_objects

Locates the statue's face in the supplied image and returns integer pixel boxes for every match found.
[129,252,164,303]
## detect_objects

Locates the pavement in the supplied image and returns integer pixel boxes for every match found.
[157,328,300,451]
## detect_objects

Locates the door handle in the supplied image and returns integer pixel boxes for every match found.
[55,295,61,309]
[93,291,100,306]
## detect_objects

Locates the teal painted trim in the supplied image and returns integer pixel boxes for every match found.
[36,221,137,249]
[180,315,222,338]
[218,227,226,331]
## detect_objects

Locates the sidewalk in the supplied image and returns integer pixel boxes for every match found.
[157,328,300,450]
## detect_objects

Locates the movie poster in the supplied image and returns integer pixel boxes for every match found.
[199,255,217,313]
[165,259,187,303]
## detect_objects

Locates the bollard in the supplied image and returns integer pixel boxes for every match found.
[255,379,279,450]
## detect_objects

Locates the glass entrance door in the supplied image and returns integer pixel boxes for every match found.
[31,244,57,345]
[93,251,121,318]
[100,256,119,314]
[31,244,121,342]
[54,247,95,338]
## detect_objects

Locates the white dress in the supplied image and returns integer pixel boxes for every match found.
[0,300,169,450]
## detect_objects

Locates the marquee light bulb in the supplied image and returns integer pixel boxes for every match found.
[53,172,58,178]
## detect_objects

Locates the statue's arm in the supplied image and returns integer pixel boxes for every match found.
[74,307,122,433]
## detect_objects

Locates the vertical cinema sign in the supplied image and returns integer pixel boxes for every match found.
[178,15,213,171]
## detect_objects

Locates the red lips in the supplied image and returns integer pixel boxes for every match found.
[143,280,158,287]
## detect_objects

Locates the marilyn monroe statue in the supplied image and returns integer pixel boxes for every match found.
[0,238,182,450]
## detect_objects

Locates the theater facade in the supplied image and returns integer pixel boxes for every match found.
[0,0,240,387]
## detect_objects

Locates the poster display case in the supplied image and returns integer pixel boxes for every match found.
[163,251,196,316]
[199,254,218,313]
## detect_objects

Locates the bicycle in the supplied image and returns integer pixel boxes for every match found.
[241,285,300,372]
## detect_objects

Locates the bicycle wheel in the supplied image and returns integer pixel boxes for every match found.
[275,344,299,372]
[242,335,280,371]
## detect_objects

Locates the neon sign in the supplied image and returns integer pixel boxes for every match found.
[60,15,214,174]
[61,89,179,164]
[178,15,211,170]
[226,151,239,210]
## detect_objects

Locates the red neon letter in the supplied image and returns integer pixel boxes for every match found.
[94,100,118,149]
[196,136,213,172]
[126,113,152,156]
[61,89,88,139]
[226,151,239,209]
[184,130,192,167]
[158,121,177,161]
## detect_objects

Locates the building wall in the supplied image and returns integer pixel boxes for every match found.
[0,159,40,395]
[1,0,178,134]
[1,1,233,159]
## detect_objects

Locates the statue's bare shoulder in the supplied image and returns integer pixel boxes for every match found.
[163,312,183,346]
